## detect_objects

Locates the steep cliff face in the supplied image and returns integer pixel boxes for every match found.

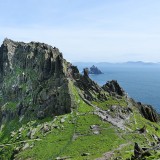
[73,68,106,101]
[0,39,73,123]
[0,39,160,160]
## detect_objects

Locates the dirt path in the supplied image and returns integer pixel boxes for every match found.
[80,96,130,130]
[96,142,132,160]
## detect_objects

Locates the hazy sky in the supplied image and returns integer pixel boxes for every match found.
[0,0,160,62]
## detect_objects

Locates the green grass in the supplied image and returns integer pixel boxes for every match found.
[92,96,127,110]
[12,83,125,159]
[1,80,160,160]
[0,118,21,144]
[16,116,75,160]
[1,102,18,111]
[61,114,125,159]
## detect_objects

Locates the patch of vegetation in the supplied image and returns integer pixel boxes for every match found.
[16,116,75,160]
[1,102,18,112]
[0,145,14,160]
[93,96,127,110]
[0,118,21,143]
[61,115,125,159]
[1,81,160,160]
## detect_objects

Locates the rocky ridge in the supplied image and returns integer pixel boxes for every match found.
[0,39,159,160]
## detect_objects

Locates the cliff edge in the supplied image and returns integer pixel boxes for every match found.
[0,39,159,160]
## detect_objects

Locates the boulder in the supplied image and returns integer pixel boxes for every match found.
[81,153,90,156]
[60,118,65,123]
[41,124,50,133]
[22,143,30,151]
[138,125,146,133]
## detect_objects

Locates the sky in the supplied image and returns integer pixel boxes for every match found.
[0,0,160,62]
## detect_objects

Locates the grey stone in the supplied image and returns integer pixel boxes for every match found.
[22,143,30,151]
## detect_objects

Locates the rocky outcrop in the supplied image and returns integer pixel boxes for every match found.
[131,143,151,159]
[89,65,103,74]
[134,142,143,159]
[0,38,74,123]
[137,102,159,122]
[0,38,159,128]
[0,39,109,124]
[74,68,106,101]
[102,80,125,96]
[1,39,160,160]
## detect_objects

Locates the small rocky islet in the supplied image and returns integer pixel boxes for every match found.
[0,38,160,160]
[89,65,103,74]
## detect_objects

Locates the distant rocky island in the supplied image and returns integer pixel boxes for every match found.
[88,65,103,74]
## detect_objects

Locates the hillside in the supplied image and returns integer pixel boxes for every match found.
[0,39,160,160]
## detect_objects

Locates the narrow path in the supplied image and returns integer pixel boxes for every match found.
[96,142,132,160]
[80,95,129,130]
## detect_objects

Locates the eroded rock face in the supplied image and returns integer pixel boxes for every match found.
[0,39,159,127]
[137,102,159,122]
[74,68,106,101]
[102,80,125,96]
[0,39,73,123]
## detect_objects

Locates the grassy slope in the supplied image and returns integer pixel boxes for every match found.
[0,81,160,160]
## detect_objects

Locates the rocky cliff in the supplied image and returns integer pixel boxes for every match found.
[0,38,74,124]
[0,39,160,160]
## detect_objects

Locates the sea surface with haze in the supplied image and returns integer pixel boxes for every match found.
[74,62,160,112]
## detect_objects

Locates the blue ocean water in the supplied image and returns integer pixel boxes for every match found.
[75,63,160,112]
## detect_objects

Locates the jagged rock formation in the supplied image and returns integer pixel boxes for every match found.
[89,65,103,74]
[72,68,106,101]
[137,102,159,122]
[102,80,125,96]
[0,38,74,123]
[0,39,158,125]
[132,143,151,159]
[0,39,160,160]
[0,39,122,125]
[134,142,143,159]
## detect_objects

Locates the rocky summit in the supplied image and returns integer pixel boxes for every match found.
[0,38,73,122]
[0,39,160,160]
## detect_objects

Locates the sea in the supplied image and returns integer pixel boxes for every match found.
[73,62,160,112]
